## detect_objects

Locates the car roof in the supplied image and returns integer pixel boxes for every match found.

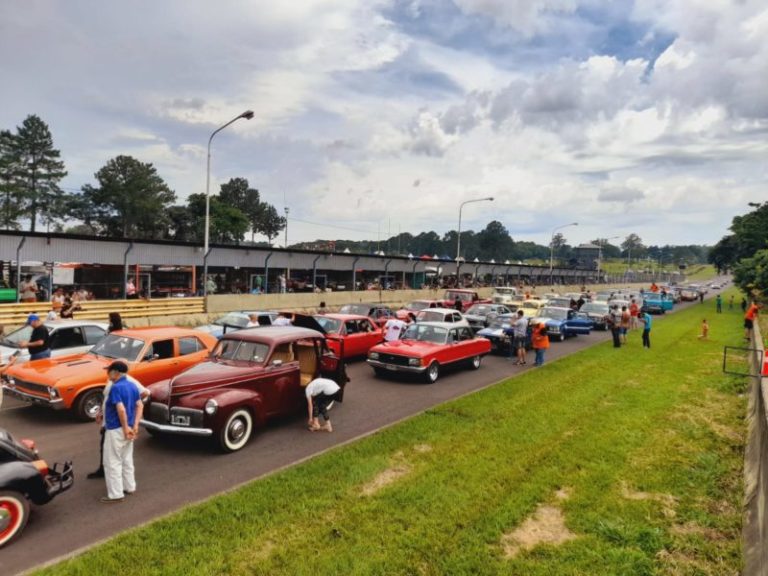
[111,326,206,337]
[44,319,109,328]
[317,313,371,321]
[420,307,461,314]
[541,305,571,311]
[411,321,463,329]
[221,325,324,344]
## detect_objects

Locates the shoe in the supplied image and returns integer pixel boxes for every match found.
[87,469,105,479]
[308,424,321,432]
[100,496,124,503]
[123,490,135,496]
[322,422,333,432]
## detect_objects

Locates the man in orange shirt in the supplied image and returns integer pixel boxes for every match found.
[744,301,761,340]
[532,322,550,367]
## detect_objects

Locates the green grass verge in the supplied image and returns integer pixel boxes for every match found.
[38,292,746,576]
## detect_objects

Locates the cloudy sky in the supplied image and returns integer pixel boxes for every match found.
[1,0,766,248]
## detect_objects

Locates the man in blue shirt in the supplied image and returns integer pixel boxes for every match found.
[639,311,652,349]
[101,361,143,502]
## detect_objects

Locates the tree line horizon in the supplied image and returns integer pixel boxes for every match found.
[0,113,710,267]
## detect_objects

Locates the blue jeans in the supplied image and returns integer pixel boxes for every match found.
[534,349,545,366]
[30,349,51,360]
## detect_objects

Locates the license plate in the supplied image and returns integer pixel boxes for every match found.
[171,414,191,426]
[385,364,397,371]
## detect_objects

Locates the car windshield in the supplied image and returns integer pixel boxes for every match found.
[417,310,448,322]
[405,301,431,311]
[213,313,248,328]
[90,334,145,362]
[444,291,470,301]
[541,307,568,320]
[2,324,52,348]
[403,324,448,344]
[522,301,540,310]
[314,316,342,333]
[466,304,492,315]
[213,339,270,363]
[489,316,515,329]
[494,288,515,295]
[339,304,369,315]
[581,303,608,313]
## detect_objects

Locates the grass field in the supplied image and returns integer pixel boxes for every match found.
[38,291,746,576]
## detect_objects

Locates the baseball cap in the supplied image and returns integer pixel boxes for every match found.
[27,314,40,324]
[105,360,129,373]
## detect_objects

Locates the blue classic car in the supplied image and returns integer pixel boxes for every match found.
[532,306,593,341]
[642,294,674,315]
[476,313,531,354]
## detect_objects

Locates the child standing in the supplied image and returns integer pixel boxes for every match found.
[698,319,709,340]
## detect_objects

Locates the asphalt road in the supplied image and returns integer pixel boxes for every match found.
[0,288,722,575]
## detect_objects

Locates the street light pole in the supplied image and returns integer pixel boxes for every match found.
[456,197,494,281]
[548,222,578,286]
[203,109,254,297]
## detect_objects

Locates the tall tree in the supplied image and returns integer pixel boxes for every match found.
[185,193,250,244]
[254,204,286,246]
[621,233,646,259]
[0,130,23,229]
[12,115,67,232]
[81,155,175,238]
[219,177,263,241]
[477,220,514,262]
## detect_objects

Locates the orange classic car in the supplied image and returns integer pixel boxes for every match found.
[1,327,217,420]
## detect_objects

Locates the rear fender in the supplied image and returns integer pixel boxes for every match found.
[0,461,48,504]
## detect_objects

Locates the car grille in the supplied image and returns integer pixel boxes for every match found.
[12,378,49,397]
[169,407,205,428]
[147,402,169,423]
[377,353,411,366]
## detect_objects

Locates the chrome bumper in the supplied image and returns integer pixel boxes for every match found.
[2,384,65,409]
[367,359,426,374]
[140,418,213,437]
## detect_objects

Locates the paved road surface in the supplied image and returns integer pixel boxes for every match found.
[0,287,723,575]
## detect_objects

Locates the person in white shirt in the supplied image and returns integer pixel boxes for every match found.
[273,313,293,326]
[383,318,406,342]
[305,377,340,432]
[246,313,260,328]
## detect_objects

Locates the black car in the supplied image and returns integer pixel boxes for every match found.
[0,427,73,547]
[579,301,610,331]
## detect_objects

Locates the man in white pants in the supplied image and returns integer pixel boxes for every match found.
[101,361,143,503]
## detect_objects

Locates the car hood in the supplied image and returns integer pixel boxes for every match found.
[371,339,440,357]
[477,327,505,338]
[168,360,267,396]
[5,353,112,387]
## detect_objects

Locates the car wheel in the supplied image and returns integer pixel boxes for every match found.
[0,491,30,548]
[219,408,253,453]
[469,355,482,370]
[558,333,566,342]
[75,388,104,421]
[424,362,440,384]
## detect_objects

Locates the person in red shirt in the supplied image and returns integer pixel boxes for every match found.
[650,283,659,293]
[629,299,640,330]
[744,301,761,340]
[532,322,550,367]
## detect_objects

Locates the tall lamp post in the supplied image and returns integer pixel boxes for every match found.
[203,109,254,297]
[548,222,578,285]
[456,197,494,281]
[596,235,620,284]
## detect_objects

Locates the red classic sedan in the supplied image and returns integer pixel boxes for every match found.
[366,321,491,383]
[313,313,384,359]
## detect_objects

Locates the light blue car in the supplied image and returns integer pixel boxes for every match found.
[642,294,674,315]
[194,310,279,338]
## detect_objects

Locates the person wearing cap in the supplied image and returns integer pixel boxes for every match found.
[101,361,143,503]
[19,314,51,360]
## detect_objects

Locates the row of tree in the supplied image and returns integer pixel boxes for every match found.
[0,114,286,243]
[709,202,768,297]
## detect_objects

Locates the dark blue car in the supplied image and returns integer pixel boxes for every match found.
[532,306,593,341]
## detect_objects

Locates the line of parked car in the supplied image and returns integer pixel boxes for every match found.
[0,282,698,546]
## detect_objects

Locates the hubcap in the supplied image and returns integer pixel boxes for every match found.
[0,501,19,539]
[228,418,246,442]
[0,507,12,534]
[85,395,103,418]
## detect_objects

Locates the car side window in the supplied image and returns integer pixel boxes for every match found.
[345,321,358,334]
[179,337,203,356]
[49,328,86,350]
[459,327,473,341]
[148,339,174,360]
[83,326,107,344]
[449,329,460,342]
[452,313,461,323]
[258,314,273,326]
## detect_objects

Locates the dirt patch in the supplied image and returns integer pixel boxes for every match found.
[360,464,412,496]
[501,505,578,558]
[671,522,726,541]
[413,444,433,453]
[621,482,678,518]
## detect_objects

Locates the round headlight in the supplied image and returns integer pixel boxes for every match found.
[368,352,379,360]
[204,398,218,415]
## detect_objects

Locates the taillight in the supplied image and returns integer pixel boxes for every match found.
[33,459,49,476]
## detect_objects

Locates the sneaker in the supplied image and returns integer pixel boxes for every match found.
[100,496,124,503]
[123,490,135,496]
[322,422,333,432]
[87,469,105,480]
